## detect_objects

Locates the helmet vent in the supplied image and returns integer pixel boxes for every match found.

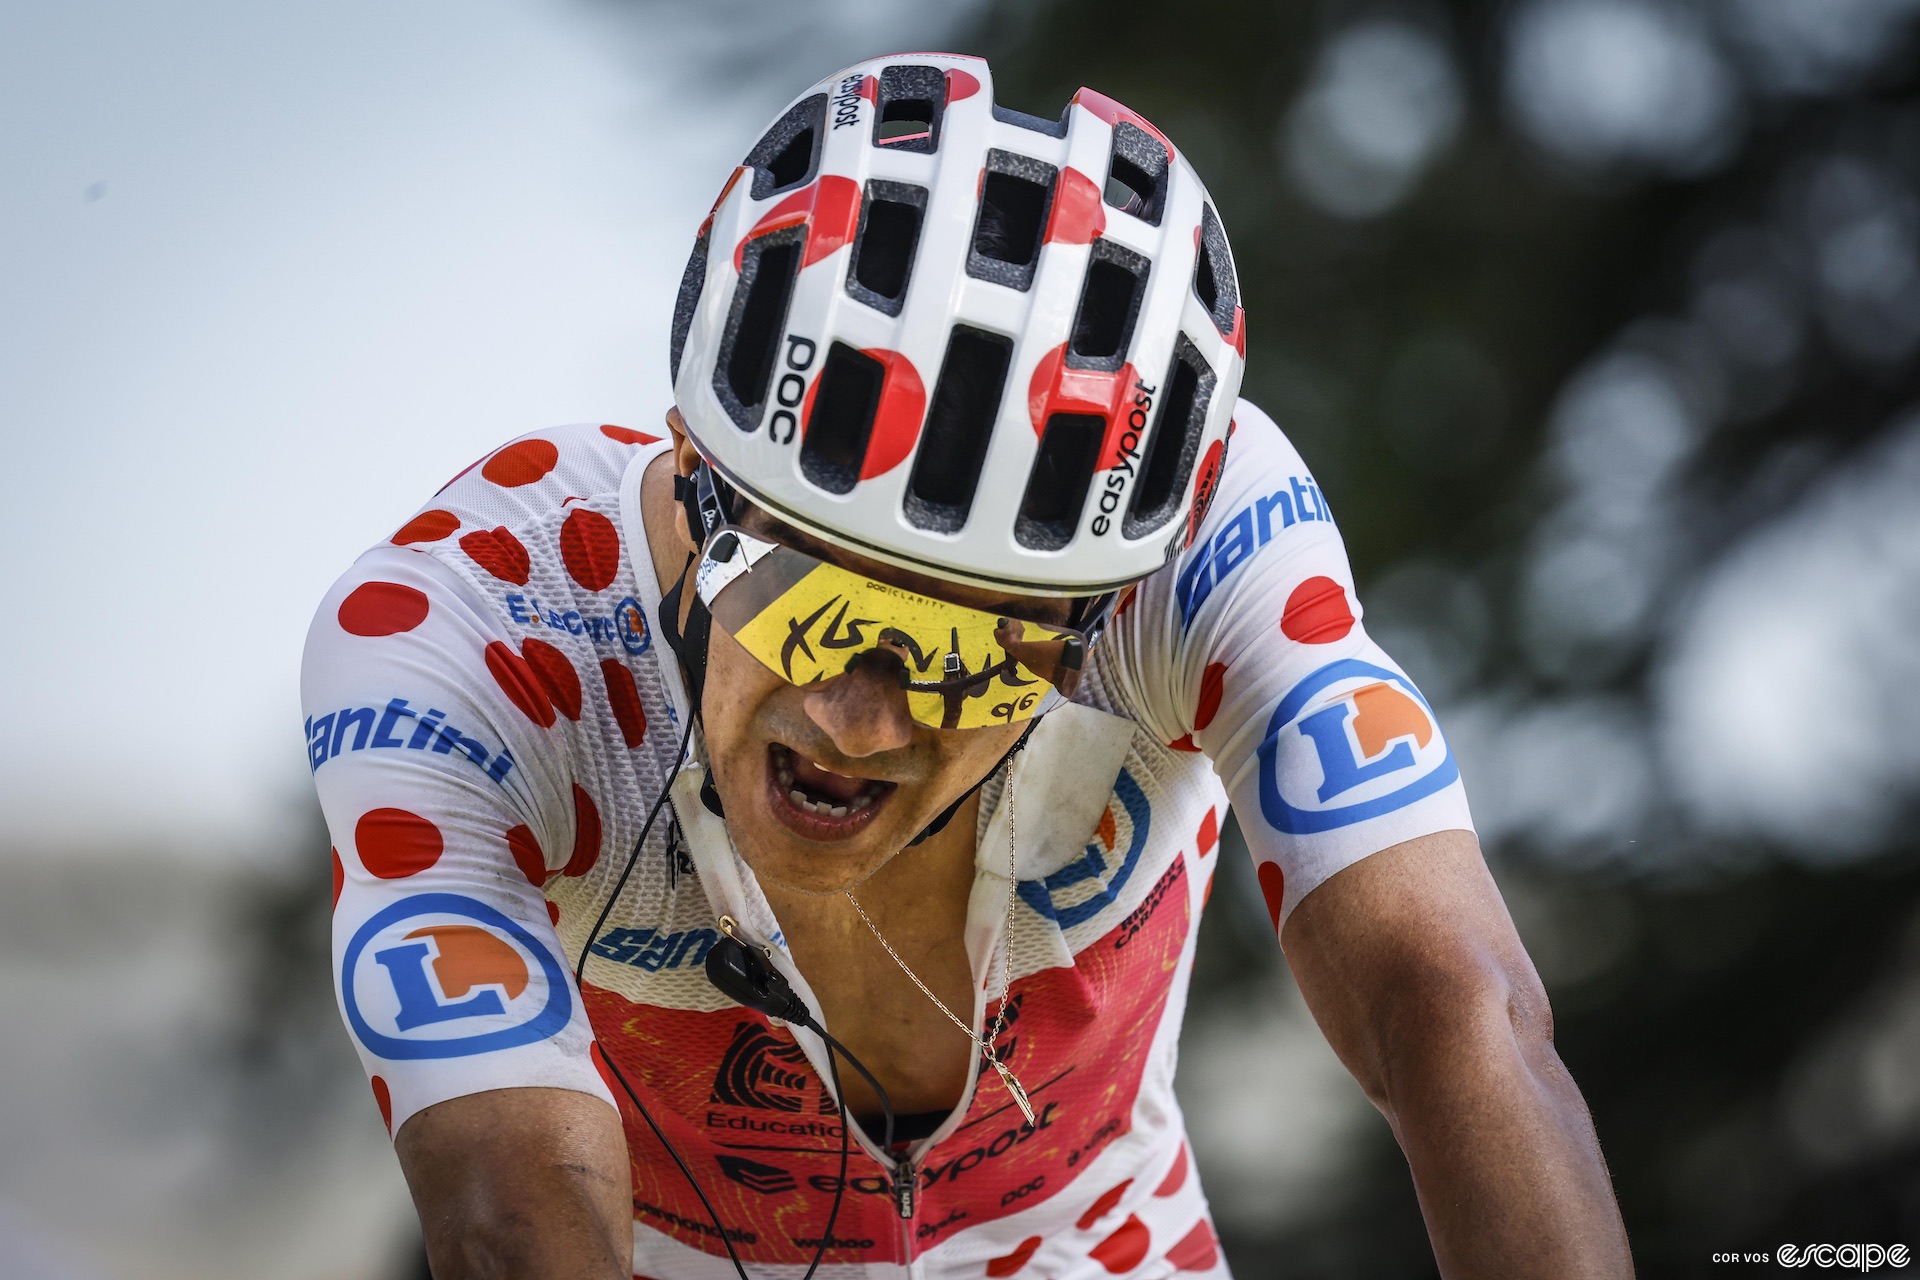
[906,326,1012,532]
[967,150,1058,291]
[991,101,1069,139]
[1125,335,1217,538]
[1068,239,1150,370]
[800,342,885,494]
[669,229,708,384]
[873,65,948,154]
[1194,203,1241,336]
[1016,413,1103,550]
[1104,123,1168,225]
[715,229,804,430]
[746,94,827,199]
[847,181,927,317]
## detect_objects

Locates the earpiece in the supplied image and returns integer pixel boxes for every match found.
[705,935,815,1027]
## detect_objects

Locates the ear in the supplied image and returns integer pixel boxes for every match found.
[663,406,701,548]
[665,406,701,481]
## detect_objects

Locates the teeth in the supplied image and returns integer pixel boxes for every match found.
[789,789,809,808]
[852,793,873,811]
[776,767,793,786]
[828,805,848,818]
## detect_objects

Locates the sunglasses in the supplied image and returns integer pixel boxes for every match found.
[693,524,1087,730]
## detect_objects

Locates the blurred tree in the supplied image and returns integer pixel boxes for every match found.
[961,0,1920,1275]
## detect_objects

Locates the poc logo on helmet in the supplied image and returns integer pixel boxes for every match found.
[341,893,571,1060]
[1258,660,1458,834]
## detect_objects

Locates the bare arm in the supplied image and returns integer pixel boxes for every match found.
[1282,830,1634,1279]
[395,1087,632,1280]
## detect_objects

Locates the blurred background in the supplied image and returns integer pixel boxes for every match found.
[4,0,1919,1275]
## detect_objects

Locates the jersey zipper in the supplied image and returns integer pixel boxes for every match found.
[893,1154,917,1274]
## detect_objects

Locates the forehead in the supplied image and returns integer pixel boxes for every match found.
[735,506,1077,625]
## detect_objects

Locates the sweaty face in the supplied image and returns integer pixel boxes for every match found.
[697,510,1075,896]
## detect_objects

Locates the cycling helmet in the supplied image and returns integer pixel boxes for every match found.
[669,53,1245,597]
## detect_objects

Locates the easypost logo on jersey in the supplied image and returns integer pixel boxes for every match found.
[341,893,571,1060]
[1258,660,1458,834]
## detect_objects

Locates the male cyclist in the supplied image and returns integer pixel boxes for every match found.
[305,54,1633,1279]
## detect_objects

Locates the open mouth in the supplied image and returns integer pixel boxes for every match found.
[765,743,896,838]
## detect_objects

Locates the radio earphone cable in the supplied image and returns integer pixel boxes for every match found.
[570,705,874,1280]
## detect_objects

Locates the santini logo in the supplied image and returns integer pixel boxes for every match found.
[341,894,570,1060]
[1258,660,1458,834]
[1177,476,1334,628]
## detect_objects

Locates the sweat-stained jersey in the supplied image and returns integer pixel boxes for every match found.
[302,402,1473,1278]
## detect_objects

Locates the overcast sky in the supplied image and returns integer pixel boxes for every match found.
[0,1,778,855]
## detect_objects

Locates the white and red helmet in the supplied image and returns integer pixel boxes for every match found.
[670,53,1245,597]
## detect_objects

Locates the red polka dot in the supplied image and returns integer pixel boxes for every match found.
[1090,1215,1151,1274]
[1154,1144,1188,1197]
[590,1042,619,1096]
[521,638,582,721]
[1112,584,1139,619]
[1167,733,1202,753]
[337,581,429,637]
[1076,1179,1132,1230]
[1165,1221,1219,1272]
[1193,661,1227,732]
[560,508,621,592]
[482,438,559,487]
[1186,438,1225,549]
[330,847,344,910]
[546,901,561,926]
[459,526,530,585]
[1257,861,1286,934]
[1203,869,1215,906]
[600,424,658,445]
[987,1237,1042,1278]
[1044,167,1106,245]
[355,808,443,878]
[370,1075,393,1136]
[1196,809,1218,858]
[801,346,926,479]
[602,659,647,748]
[391,509,459,545]
[946,67,980,102]
[486,641,556,727]
[1281,575,1356,644]
[506,824,549,886]
[564,784,601,877]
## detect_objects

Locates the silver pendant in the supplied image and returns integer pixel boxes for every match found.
[993,1059,1037,1126]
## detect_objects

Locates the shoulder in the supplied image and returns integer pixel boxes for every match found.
[1169,399,1340,629]
[390,422,668,551]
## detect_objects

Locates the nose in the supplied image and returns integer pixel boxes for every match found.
[801,650,916,757]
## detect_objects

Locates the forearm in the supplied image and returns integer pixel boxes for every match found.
[1380,996,1632,1279]
[1282,833,1632,1279]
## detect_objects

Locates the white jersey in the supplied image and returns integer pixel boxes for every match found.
[302,402,1472,1278]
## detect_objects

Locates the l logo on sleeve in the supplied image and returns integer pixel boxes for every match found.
[1258,660,1458,834]
[342,893,571,1059]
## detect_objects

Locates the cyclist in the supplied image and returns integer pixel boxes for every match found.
[306,53,1633,1278]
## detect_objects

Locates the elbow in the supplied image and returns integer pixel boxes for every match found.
[1366,954,1561,1120]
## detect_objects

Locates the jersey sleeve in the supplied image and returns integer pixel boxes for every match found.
[1105,400,1475,930]
[303,546,616,1139]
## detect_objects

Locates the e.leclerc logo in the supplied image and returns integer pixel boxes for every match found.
[342,893,571,1060]
[1258,660,1458,834]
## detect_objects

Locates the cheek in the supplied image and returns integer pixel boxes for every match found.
[935,722,1029,780]
[698,630,782,749]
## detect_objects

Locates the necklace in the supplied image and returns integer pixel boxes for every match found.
[844,763,1036,1126]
